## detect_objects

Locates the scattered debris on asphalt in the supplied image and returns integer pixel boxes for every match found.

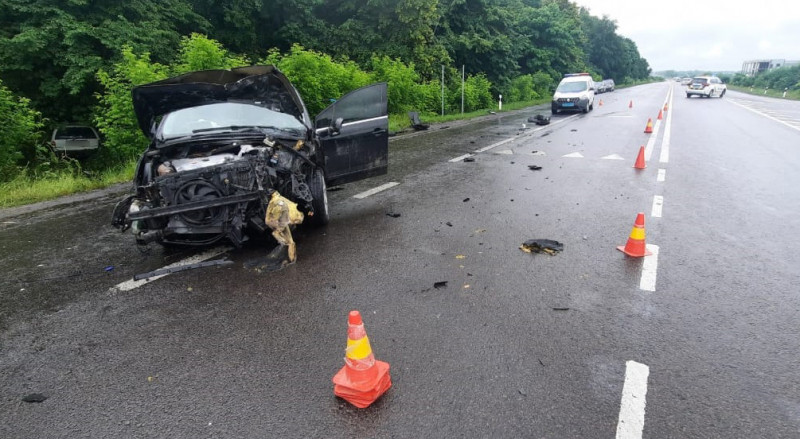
[22,393,47,403]
[463,198,470,202]
[434,281,448,289]
[463,156,475,162]
[408,111,430,130]
[528,165,542,171]
[327,186,344,192]
[446,222,453,227]
[552,307,570,311]
[519,239,564,255]
[134,259,233,281]
[386,212,401,218]
[528,114,550,125]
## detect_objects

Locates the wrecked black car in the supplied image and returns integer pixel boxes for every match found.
[111,65,388,247]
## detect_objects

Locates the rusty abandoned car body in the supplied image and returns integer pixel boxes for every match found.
[111,65,388,247]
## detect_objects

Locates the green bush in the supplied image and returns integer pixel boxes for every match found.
[93,47,169,167]
[0,79,44,182]
[458,73,494,112]
[263,45,371,116]
[506,74,538,103]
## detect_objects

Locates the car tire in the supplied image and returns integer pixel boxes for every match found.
[720,89,726,97]
[307,168,329,227]
[551,108,558,115]
[686,93,691,98]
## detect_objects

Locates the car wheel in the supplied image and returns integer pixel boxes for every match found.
[307,168,329,227]
[720,89,726,97]
[686,93,691,98]
[551,108,558,115]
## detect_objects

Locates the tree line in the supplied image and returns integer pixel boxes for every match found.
[0,0,651,182]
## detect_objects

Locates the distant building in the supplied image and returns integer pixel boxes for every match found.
[742,59,800,76]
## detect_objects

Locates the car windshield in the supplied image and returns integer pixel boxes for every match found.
[160,102,306,139]
[557,81,588,93]
[55,127,97,139]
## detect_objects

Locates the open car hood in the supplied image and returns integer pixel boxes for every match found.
[132,65,311,138]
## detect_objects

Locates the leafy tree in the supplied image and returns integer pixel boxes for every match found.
[316,0,448,78]
[0,0,209,123]
[173,33,250,74]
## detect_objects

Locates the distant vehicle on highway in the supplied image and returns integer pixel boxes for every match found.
[552,73,595,114]
[686,76,727,98]
[603,79,615,92]
[680,77,692,85]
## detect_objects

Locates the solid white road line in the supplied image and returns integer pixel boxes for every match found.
[660,104,671,164]
[644,118,661,161]
[475,137,515,153]
[353,182,400,199]
[639,244,659,292]
[110,246,232,293]
[616,360,651,439]
[657,169,666,182]
[448,113,579,162]
[651,195,663,218]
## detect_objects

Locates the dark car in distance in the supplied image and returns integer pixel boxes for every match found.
[111,65,388,248]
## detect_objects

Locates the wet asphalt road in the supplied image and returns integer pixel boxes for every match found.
[1,83,799,438]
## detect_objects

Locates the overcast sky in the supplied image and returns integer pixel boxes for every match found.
[572,0,800,73]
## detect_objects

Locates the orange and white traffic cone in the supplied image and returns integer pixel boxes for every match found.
[657,109,663,120]
[663,103,668,111]
[633,146,646,169]
[644,118,653,133]
[332,310,392,408]
[617,213,653,257]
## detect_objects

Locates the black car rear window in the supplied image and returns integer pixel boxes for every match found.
[55,127,97,139]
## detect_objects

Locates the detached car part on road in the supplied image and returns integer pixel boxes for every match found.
[111,65,388,248]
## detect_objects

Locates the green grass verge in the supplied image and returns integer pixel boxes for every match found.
[0,161,136,208]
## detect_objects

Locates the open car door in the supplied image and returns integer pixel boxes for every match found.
[315,83,388,186]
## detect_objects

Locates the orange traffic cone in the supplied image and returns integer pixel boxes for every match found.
[629,100,633,108]
[617,213,653,257]
[657,109,663,120]
[599,99,603,106]
[663,103,668,111]
[633,146,646,169]
[644,118,653,133]
[332,310,392,408]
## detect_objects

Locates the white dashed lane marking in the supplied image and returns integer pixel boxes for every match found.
[616,360,651,439]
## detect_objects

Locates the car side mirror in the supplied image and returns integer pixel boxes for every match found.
[331,117,343,136]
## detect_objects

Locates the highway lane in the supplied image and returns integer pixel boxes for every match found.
[1,82,799,438]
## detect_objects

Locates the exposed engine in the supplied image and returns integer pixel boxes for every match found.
[112,137,317,247]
